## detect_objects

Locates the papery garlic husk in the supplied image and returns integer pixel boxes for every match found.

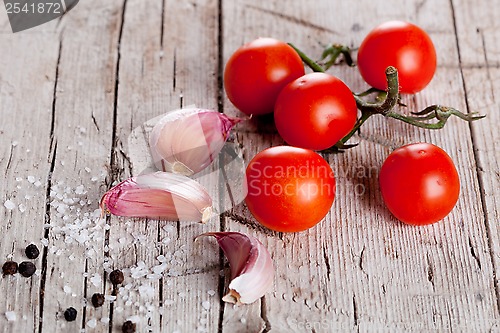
[149,108,243,176]
[198,232,274,304]
[100,171,213,223]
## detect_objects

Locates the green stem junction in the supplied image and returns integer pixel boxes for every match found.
[288,43,485,152]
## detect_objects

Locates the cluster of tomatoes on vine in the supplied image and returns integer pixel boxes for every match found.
[223,21,483,232]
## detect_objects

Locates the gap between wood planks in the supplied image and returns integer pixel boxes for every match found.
[449,0,500,315]
[38,38,62,333]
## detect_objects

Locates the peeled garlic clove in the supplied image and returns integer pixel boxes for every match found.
[149,108,243,176]
[198,232,274,304]
[100,171,213,223]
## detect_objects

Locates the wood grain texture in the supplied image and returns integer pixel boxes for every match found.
[0,0,499,332]
[0,26,59,333]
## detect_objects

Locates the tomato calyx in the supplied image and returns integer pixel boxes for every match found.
[289,43,485,153]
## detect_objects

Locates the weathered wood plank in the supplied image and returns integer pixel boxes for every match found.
[452,0,500,320]
[0,30,59,333]
[37,1,122,332]
[109,0,222,332]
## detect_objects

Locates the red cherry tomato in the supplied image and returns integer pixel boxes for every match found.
[357,21,437,94]
[245,146,336,232]
[224,38,305,116]
[274,72,358,151]
[379,143,460,225]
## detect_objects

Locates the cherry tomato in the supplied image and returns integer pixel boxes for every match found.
[379,143,460,225]
[245,146,336,232]
[274,72,357,151]
[224,38,305,116]
[357,21,437,94]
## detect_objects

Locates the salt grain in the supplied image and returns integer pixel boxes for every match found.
[90,274,102,287]
[201,301,210,311]
[41,239,49,247]
[127,315,141,323]
[18,204,26,213]
[100,317,110,324]
[4,200,15,210]
[207,290,216,296]
[105,295,117,302]
[5,311,16,321]
[87,319,97,328]
[63,286,72,294]
[138,285,155,298]
[27,176,35,183]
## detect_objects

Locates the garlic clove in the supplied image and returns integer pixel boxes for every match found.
[198,232,274,304]
[149,108,243,176]
[100,171,213,223]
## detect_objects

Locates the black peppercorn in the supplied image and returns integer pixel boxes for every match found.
[122,320,136,333]
[25,244,40,259]
[109,269,124,285]
[64,307,77,321]
[91,293,105,308]
[18,261,36,277]
[2,261,18,276]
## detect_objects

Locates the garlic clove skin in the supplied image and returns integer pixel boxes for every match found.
[100,171,213,223]
[198,232,274,304]
[149,108,243,176]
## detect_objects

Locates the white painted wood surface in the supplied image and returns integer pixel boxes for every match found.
[0,0,499,332]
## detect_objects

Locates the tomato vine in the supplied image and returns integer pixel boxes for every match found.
[288,43,485,153]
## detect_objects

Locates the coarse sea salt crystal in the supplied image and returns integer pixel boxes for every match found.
[90,274,102,287]
[87,319,97,328]
[100,317,110,324]
[18,204,26,213]
[105,295,117,302]
[207,290,216,296]
[202,301,210,311]
[138,285,155,298]
[41,239,49,247]
[127,315,140,323]
[5,311,16,321]
[27,176,35,183]
[4,200,15,210]
[63,286,72,294]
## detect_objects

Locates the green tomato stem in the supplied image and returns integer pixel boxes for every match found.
[288,43,325,73]
[289,43,485,152]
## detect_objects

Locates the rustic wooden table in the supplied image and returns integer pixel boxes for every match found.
[1,0,499,332]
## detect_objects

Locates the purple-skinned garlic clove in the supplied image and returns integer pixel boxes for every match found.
[100,171,213,223]
[149,108,243,176]
[197,232,274,304]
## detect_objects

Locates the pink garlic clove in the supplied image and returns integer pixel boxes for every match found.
[149,108,243,176]
[198,232,274,304]
[100,171,213,223]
